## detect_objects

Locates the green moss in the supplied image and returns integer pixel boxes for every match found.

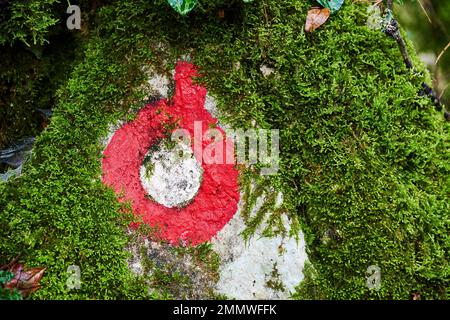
[265,262,286,293]
[141,154,155,180]
[0,0,60,46]
[175,242,221,277]
[0,32,80,148]
[0,0,448,300]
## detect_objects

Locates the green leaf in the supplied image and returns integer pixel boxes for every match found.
[167,0,197,15]
[0,271,22,300]
[316,0,344,14]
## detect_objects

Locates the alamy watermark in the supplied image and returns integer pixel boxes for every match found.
[366,265,381,291]
[67,5,81,30]
[171,121,280,175]
[66,265,81,290]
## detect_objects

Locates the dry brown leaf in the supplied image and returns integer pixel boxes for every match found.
[4,264,46,298]
[305,8,331,33]
[411,292,421,300]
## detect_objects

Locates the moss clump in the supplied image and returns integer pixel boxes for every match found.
[0,0,448,299]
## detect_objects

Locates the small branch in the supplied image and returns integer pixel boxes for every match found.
[383,13,413,69]
[418,0,432,24]
[383,0,448,120]
[386,0,393,10]
[419,83,442,111]
[435,42,450,65]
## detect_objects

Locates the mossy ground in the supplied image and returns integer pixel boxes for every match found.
[0,0,448,299]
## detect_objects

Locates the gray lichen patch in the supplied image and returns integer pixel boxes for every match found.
[259,64,275,78]
[126,230,220,300]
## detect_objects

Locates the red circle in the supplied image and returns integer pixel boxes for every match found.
[102,62,240,246]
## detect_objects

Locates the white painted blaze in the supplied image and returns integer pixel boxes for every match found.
[140,142,203,208]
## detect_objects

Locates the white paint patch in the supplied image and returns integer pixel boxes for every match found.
[204,94,219,121]
[204,92,307,299]
[212,192,307,300]
[140,141,203,208]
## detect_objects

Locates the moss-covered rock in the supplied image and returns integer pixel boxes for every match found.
[0,0,448,299]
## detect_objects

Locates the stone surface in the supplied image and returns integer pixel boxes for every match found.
[212,192,308,300]
[126,232,217,299]
[142,66,170,99]
[114,66,308,299]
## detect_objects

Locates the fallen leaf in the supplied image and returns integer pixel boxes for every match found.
[4,264,46,298]
[305,8,331,33]
[411,292,421,300]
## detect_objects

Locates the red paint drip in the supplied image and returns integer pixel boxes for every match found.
[102,62,240,246]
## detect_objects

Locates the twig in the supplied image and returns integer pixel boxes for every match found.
[383,10,413,68]
[419,83,442,111]
[435,42,450,66]
[418,0,432,24]
[386,0,393,10]
[383,0,448,120]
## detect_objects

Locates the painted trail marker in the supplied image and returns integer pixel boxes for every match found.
[102,62,240,246]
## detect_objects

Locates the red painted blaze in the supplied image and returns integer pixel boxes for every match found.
[102,62,240,246]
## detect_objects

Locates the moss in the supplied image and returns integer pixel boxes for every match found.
[0,0,448,300]
[266,262,286,293]
[291,262,327,300]
[0,32,80,148]
[141,154,155,180]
